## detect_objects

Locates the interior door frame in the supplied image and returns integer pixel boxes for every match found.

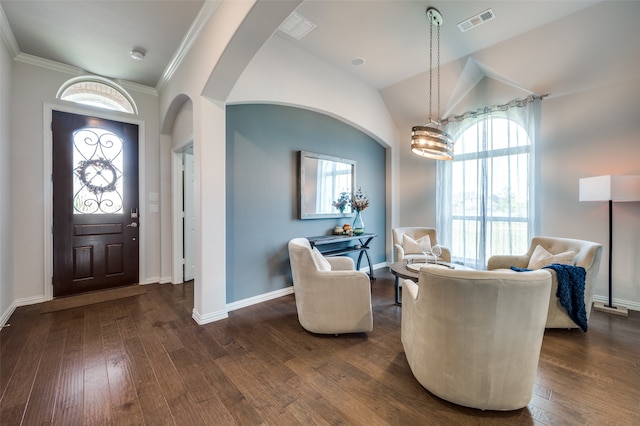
[43,103,146,301]
[171,142,193,284]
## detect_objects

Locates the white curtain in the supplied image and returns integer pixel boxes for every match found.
[436,96,541,269]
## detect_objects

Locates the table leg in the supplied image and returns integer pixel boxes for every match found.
[357,249,376,280]
[395,276,401,305]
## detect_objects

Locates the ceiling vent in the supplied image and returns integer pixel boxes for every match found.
[279,12,317,40]
[457,9,495,32]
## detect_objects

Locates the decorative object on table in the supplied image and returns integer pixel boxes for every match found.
[406,261,453,272]
[334,225,344,235]
[410,7,454,160]
[332,191,351,213]
[579,175,640,317]
[430,245,443,263]
[352,211,365,235]
[350,187,369,235]
[342,223,352,235]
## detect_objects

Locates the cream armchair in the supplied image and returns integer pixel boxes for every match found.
[392,227,451,263]
[402,268,551,411]
[487,236,603,329]
[287,238,373,334]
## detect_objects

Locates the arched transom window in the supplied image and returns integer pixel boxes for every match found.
[57,76,137,114]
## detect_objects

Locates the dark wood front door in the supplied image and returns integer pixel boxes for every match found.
[52,110,139,297]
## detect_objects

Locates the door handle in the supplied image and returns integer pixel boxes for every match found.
[127,222,138,228]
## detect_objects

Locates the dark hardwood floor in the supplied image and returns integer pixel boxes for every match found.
[1,268,639,425]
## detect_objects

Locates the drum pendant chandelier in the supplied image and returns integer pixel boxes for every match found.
[411,7,454,160]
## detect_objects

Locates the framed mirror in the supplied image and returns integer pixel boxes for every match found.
[299,151,356,219]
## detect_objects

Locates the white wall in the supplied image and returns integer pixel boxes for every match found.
[541,78,640,310]
[0,32,14,325]
[10,60,162,305]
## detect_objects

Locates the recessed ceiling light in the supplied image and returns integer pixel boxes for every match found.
[351,57,366,66]
[130,48,146,61]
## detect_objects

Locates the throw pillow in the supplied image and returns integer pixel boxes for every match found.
[403,234,431,254]
[311,247,331,271]
[527,245,575,270]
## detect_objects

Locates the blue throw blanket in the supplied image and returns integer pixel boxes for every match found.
[511,264,588,332]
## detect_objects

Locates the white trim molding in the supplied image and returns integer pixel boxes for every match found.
[192,308,228,325]
[156,0,220,92]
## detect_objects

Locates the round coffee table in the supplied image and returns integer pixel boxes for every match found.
[389,260,473,304]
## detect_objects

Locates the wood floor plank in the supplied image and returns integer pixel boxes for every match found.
[20,327,67,425]
[52,314,85,426]
[99,304,145,425]
[83,363,113,426]
[0,312,53,424]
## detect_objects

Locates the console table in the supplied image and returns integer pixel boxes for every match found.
[307,233,377,279]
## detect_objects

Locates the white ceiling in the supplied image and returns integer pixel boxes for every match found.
[0,0,206,88]
[2,0,639,125]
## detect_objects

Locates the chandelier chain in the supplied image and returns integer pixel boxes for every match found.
[437,23,440,122]
[429,19,433,122]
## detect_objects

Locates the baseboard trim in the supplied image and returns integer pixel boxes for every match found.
[15,295,47,307]
[192,308,228,325]
[226,286,295,313]
[0,303,17,328]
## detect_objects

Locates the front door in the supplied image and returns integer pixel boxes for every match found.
[52,111,139,297]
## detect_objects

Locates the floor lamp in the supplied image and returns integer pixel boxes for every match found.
[579,175,640,316]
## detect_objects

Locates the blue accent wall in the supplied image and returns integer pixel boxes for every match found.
[226,104,386,302]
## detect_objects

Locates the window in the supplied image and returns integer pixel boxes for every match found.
[58,76,137,114]
[73,127,124,215]
[437,96,541,269]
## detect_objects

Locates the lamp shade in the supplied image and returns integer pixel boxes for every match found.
[579,175,640,202]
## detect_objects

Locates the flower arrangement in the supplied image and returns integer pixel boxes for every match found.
[350,187,369,212]
[332,191,351,213]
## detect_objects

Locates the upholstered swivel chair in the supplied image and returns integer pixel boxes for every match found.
[401,267,551,411]
[288,238,373,334]
[487,236,603,329]
[392,227,451,263]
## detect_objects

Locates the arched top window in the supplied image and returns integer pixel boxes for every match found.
[57,76,137,114]
[437,96,542,269]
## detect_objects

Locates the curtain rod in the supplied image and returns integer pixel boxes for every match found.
[441,93,549,125]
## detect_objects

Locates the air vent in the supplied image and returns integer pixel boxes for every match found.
[457,9,495,32]
[279,12,317,40]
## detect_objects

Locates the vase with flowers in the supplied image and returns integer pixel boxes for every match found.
[332,191,351,214]
[350,187,369,235]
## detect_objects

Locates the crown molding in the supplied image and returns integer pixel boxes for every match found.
[156,0,220,93]
[118,79,158,96]
[15,53,85,75]
[0,4,20,57]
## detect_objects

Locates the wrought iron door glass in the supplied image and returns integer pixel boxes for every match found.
[72,127,124,214]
